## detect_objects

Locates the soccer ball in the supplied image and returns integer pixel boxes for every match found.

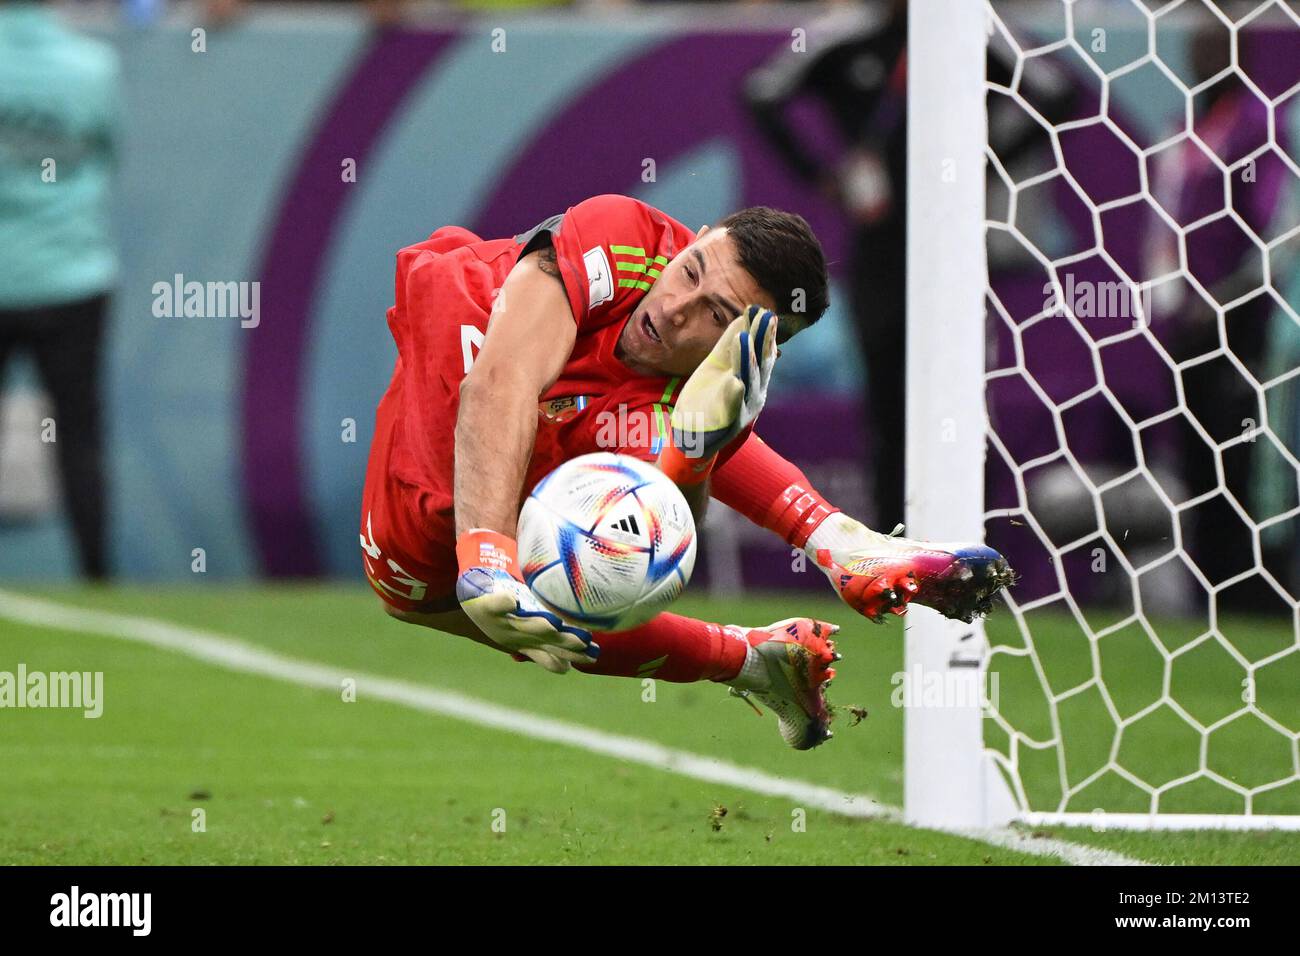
[517,452,697,631]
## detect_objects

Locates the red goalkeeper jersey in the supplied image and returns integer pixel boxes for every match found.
[385,194,700,509]
[363,193,820,611]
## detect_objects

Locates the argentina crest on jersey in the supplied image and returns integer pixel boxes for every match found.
[538,395,591,424]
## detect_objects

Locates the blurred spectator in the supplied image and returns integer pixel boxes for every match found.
[747,1,1078,534]
[1147,25,1298,602]
[746,0,907,527]
[0,0,121,579]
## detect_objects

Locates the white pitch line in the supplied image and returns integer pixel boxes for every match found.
[0,589,1146,866]
[956,827,1145,868]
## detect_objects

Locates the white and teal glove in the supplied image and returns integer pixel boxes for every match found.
[658,305,778,484]
[455,529,599,674]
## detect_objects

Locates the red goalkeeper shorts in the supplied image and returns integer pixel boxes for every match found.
[359,365,460,614]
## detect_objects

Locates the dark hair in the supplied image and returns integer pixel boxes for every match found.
[716,206,830,342]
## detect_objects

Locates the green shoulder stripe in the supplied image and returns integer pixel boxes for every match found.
[651,403,670,439]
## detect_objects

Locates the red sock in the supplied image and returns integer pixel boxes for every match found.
[711,434,837,547]
[576,612,754,683]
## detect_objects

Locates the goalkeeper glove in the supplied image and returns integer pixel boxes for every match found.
[658,305,778,484]
[455,529,599,674]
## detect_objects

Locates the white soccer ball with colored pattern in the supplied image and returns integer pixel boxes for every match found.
[517,452,696,631]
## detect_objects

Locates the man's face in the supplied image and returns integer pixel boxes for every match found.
[616,226,777,377]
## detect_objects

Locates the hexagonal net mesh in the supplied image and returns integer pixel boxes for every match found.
[981,0,1300,821]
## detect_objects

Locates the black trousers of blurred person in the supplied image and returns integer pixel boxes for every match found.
[1180,300,1281,609]
[0,294,109,579]
[852,220,907,529]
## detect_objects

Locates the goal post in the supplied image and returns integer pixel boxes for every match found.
[905,0,1016,830]
[905,0,1300,831]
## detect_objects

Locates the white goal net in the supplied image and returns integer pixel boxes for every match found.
[907,0,1300,830]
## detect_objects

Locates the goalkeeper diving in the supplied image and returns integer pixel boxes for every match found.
[361,194,1013,750]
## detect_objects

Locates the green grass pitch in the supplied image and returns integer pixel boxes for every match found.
[0,585,1296,865]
